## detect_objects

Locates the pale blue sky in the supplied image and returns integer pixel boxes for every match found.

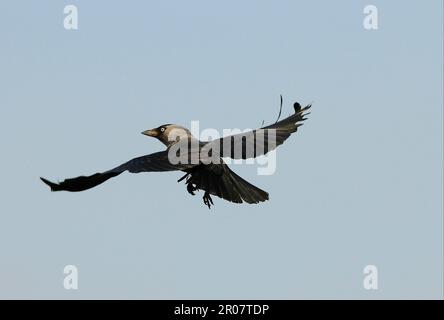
[0,1,442,299]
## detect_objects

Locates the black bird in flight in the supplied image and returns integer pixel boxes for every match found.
[41,101,311,208]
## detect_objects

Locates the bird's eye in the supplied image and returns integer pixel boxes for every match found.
[160,127,165,132]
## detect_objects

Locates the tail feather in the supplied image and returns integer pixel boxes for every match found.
[227,168,269,204]
[182,163,269,205]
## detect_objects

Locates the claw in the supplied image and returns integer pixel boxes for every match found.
[203,192,213,209]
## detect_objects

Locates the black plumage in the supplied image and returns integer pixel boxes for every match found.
[41,101,311,208]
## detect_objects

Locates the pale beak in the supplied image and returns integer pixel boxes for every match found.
[141,129,158,137]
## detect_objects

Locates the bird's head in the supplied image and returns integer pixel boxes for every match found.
[142,124,192,147]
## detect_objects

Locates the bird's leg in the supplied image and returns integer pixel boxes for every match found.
[177,172,190,183]
[202,192,214,209]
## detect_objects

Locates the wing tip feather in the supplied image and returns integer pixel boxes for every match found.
[40,177,60,191]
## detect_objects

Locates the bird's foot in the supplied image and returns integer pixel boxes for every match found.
[187,183,198,196]
[203,192,213,209]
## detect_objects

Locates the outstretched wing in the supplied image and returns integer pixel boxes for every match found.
[204,102,311,159]
[40,150,193,192]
